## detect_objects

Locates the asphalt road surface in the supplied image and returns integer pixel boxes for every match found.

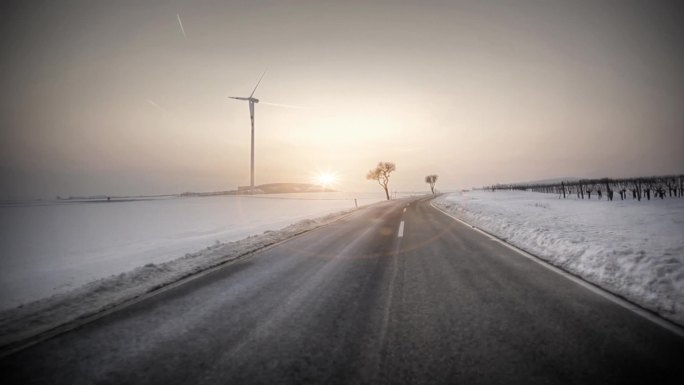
[1,196,683,384]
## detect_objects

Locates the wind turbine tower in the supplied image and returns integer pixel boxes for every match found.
[229,72,266,190]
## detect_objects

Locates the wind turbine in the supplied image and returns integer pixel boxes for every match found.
[229,72,266,191]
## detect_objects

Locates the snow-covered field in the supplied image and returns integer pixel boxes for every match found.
[0,203,387,348]
[434,191,684,326]
[0,192,385,311]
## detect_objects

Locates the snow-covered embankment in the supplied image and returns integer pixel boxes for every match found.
[434,191,684,326]
[0,209,355,349]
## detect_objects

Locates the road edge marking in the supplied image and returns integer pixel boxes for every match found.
[429,199,684,338]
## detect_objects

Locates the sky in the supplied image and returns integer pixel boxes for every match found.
[1,0,683,199]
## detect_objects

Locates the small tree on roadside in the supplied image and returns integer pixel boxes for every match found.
[367,162,396,200]
[425,175,438,195]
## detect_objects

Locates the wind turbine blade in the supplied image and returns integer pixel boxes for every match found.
[249,70,267,98]
[260,101,305,109]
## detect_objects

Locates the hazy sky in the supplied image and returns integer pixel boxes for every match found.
[1,0,683,198]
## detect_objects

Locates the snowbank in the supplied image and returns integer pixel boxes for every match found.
[434,191,684,326]
[0,209,355,350]
[0,192,384,310]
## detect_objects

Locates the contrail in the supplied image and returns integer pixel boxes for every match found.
[146,99,168,113]
[176,13,187,39]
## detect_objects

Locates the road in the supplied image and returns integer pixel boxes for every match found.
[1,196,683,384]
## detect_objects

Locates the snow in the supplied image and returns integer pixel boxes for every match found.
[434,190,684,326]
[0,192,385,311]
[0,204,365,348]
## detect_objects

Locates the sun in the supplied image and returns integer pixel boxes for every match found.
[313,171,339,188]
[317,173,335,186]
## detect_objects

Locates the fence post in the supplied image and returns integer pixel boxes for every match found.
[561,181,566,199]
[354,198,358,208]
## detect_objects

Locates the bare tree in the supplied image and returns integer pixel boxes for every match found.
[366,162,396,200]
[425,174,438,195]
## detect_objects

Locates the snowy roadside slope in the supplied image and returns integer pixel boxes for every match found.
[0,193,384,310]
[434,191,684,326]
[0,208,356,350]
